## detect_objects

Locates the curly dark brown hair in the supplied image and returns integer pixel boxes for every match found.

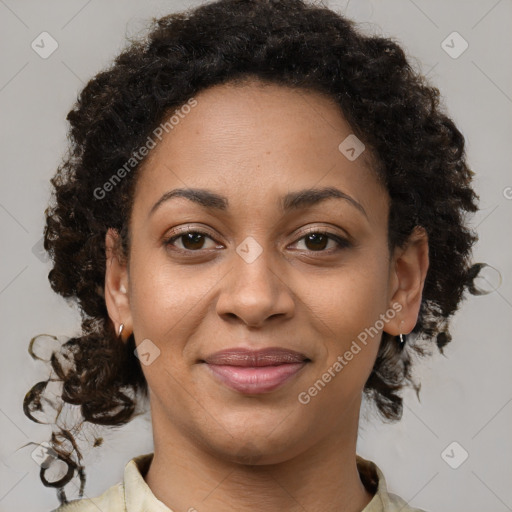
[23,0,483,504]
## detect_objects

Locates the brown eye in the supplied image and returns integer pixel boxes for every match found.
[180,232,207,250]
[291,231,350,253]
[304,233,329,251]
[164,230,218,251]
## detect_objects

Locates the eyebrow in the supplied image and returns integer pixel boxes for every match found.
[147,186,368,219]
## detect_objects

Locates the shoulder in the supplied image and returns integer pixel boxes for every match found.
[50,482,125,512]
[48,452,155,512]
[356,454,431,512]
[385,491,430,512]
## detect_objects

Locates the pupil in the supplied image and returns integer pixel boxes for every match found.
[184,233,204,250]
[306,233,327,251]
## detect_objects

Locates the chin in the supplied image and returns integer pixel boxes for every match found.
[200,418,310,466]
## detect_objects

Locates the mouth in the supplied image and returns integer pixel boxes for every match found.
[200,347,311,394]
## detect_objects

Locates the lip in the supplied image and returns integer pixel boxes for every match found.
[201,347,310,394]
[203,347,309,366]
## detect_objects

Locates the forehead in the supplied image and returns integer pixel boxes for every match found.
[132,80,387,223]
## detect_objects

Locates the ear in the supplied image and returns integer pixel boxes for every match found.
[104,228,132,342]
[386,226,429,336]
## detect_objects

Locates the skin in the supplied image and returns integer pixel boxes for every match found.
[105,78,429,512]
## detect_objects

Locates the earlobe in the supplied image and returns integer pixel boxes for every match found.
[104,228,132,341]
[387,226,429,336]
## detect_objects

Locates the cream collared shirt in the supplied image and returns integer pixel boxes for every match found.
[52,452,428,512]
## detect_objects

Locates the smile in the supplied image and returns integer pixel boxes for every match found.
[204,362,307,394]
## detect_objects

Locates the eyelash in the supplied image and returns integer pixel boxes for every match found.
[163,228,351,255]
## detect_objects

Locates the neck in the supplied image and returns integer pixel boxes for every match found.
[144,400,374,512]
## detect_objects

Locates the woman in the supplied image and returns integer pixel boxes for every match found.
[24,0,481,510]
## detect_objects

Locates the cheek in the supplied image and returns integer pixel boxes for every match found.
[130,269,177,339]
[297,254,389,391]
[303,259,390,337]
[127,258,206,404]
[129,256,207,337]
[127,255,226,385]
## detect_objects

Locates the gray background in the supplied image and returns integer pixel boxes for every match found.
[0,1,511,511]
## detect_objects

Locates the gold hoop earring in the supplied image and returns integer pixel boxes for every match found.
[118,323,124,338]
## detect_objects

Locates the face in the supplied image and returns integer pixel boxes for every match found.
[105,79,427,464]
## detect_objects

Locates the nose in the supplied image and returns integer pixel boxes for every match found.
[215,239,295,328]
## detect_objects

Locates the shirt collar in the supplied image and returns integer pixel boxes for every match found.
[124,453,170,512]
[356,454,395,511]
[123,452,397,512]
